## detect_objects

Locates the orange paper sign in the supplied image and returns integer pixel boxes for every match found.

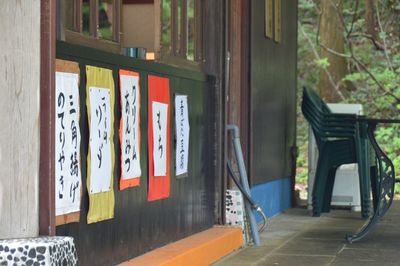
[148,75,171,201]
[119,70,141,190]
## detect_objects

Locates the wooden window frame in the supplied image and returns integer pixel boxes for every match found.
[58,0,122,53]
[159,0,202,69]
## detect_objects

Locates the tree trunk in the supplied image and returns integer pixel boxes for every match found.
[365,0,376,36]
[318,0,348,102]
[365,0,382,50]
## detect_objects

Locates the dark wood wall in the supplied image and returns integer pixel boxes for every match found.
[201,0,227,224]
[250,0,298,185]
[56,42,215,266]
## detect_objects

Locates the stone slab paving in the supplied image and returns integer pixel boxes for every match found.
[214,200,400,266]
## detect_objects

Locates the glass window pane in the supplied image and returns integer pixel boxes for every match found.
[82,0,91,36]
[98,0,114,40]
[161,0,172,54]
[187,0,195,60]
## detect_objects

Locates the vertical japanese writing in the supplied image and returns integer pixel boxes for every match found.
[89,87,112,194]
[120,74,141,181]
[157,111,163,158]
[152,101,168,176]
[124,89,131,171]
[55,72,81,216]
[57,92,66,199]
[94,97,107,169]
[175,95,190,176]
[179,100,185,169]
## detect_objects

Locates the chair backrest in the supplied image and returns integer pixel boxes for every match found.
[301,88,331,143]
[303,87,331,114]
[301,87,356,147]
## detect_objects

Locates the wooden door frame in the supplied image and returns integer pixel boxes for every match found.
[220,0,251,224]
[39,0,56,236]
[227,0,251,171]
[239,0,251,167]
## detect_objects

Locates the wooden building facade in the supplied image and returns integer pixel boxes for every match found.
[0,0,298,265]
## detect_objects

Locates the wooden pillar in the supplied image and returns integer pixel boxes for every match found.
[39,0,56,236]
[228,0,250,166]
[202,0,226,224]
[0,1,41,239]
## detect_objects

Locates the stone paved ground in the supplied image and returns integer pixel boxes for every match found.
[214,200,400,266]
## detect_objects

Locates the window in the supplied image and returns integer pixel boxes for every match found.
[160,0,202,64]
[58,0,203,65]
[58,0,121,53]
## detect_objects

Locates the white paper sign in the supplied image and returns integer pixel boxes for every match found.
[152,101,168,176]
[175,95,190,176]
[89,87,112,194]
[55,72,82,216]
[120,74,141,180]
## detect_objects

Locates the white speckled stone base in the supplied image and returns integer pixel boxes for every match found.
[0,236,77,266]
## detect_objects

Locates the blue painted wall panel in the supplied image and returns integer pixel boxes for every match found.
[251,177,292,223]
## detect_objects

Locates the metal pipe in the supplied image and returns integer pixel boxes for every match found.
[227,160,269,233]
[226,124,261,246]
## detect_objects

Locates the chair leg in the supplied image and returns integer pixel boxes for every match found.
[312,152,331,217]
[370,165,379,212]
[357,152,371,219]
[322,166,338,213]
[356,122,372,219]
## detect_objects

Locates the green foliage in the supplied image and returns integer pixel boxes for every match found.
[299,0,316,10]
[344,72,368,82]
[297,0,400,192]
[314,58,330,69]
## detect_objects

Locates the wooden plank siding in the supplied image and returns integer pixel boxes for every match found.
[249,0,298,185]
[56,41,216,265]
[0,1,41,239]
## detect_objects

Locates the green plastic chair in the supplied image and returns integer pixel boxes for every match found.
[301,87,374,218]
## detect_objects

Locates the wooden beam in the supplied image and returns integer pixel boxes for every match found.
[40,0,56,236]
[113,0,122,42]
[201,0,226,225]
[180,0,188,57]
[123,0,154,4]
[240,0,250,165]
[90,0,98,37]
[194,0,202,61]
[75,0,82,32]
[154,0,161,59]
[171,0,179,56]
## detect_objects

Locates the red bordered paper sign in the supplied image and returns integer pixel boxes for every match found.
[148,75,171,201]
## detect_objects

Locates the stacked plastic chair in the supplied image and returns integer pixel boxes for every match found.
[301,87,374,218]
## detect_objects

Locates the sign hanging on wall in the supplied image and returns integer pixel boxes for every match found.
[175,95,190,177]
[86,65,115,224]
[152,101,168,176]
[148,75,171,201]
[55,61,82,223]
[89,87,112,193]
[119,70,141,190]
